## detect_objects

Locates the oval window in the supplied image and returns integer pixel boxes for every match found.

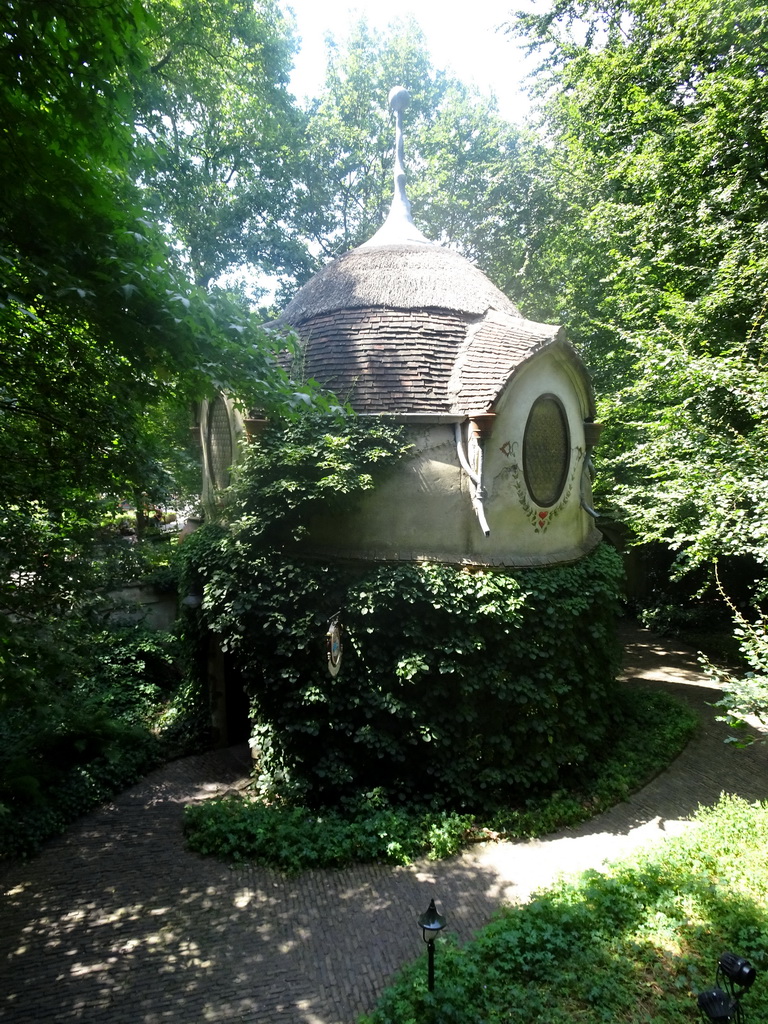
[207,395,233,490]
[523,394,570,507]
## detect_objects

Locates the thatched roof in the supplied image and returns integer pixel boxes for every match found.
[275,243,521,328]
[269,201,588,416]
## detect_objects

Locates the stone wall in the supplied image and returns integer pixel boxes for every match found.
[107,583,177,630]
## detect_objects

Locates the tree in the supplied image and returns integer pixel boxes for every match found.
[507,0,768,592]
[294,19,529,295]
[0,0,315,733]
[0,0,309,518]
[133,0,311,291]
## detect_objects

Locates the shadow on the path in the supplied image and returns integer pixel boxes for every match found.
[0,761,502,1024]
[3,622,768,1024]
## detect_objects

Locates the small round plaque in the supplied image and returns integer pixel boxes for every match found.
[326,617,342,677]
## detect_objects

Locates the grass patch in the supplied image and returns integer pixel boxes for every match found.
[183,686,697,872]
[361,795,768,1024]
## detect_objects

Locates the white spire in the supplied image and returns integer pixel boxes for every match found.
[360,86,433,249]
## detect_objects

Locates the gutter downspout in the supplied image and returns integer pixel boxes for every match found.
[454,417,494,537]
[580,421,604,519]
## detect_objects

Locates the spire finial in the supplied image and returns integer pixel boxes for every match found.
[389,86,411,213]
[359,85,432,249]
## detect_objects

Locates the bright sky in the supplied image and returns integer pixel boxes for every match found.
[284,0,537,124]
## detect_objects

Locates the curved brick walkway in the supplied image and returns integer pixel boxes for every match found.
[3,622,768,1024]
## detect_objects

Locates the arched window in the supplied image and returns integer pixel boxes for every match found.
[523,394,570,507]
[206,395,233,491]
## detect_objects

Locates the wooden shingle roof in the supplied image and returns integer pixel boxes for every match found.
[271,241,583,417]
[284,307,474,414]
[448,311,564,415]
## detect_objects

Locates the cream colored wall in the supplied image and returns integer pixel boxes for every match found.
[301,349,602,568]
[197,351,603,567]
[476,347,600,566]
[303,420,472,562]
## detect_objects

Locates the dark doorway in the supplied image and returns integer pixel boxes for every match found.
[223,656,251,744]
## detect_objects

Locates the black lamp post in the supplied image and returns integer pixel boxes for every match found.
[418,898,446,992]
[697,952,757,1023]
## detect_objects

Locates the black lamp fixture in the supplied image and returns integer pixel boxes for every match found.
[418,898,446,993]
[697,988,739,1023]
[697,952,757,1023]
[718,953,757,997]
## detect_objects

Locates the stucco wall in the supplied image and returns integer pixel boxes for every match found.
[300,349,602,568]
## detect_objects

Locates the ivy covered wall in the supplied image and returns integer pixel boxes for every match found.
[182,415,624,811]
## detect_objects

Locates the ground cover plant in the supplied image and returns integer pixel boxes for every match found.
[183,684,696,872]
[0,606,209,863]
[360,795,768,1024]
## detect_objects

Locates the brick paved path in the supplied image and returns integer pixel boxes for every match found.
[3,622,768,1024]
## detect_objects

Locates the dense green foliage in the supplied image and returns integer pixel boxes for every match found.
[0,0,305,548]
[235,550,621,809]
[509,0,768,595]
[0,613,209,862]
[362,795,768,1024]
[135,0,308,290]
[701,580,768,743]
[1,0,301,705]
[181,414,624,810]
[0,0,308,850]
[183,686,695,872]
[1,0,296,411]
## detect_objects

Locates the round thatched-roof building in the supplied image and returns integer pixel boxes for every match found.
[202,87,602,568]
